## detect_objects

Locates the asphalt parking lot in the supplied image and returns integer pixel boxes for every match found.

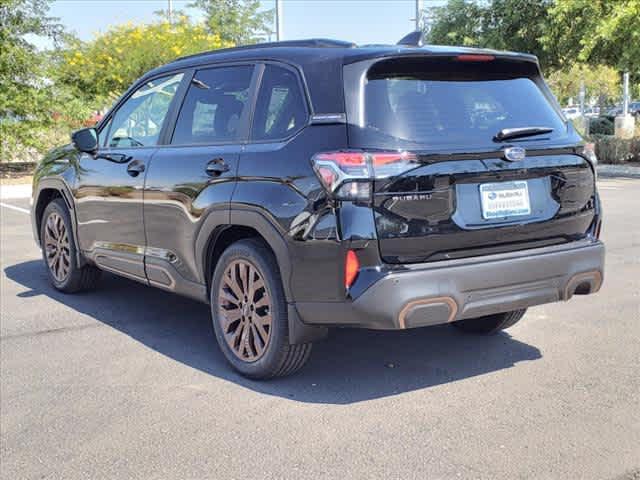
[1,179,639,480]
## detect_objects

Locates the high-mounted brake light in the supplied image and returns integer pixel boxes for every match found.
[455,54,495,62]
[344,250,360,289]
[311,151,418,201]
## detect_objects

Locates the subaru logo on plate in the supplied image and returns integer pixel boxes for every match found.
[504,146,526,162]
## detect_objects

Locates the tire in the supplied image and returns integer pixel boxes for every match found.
[40,198,101,293]
[210,238,312,379]
[452,309,527,335]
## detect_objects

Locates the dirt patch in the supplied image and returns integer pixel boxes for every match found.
[1,162,36,181]
[1,175,33,185]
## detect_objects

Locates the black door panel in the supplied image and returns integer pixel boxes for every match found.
[74,149,154,281]
[142,65,255,287]
[143,145,240,284]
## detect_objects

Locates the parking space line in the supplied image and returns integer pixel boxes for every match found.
[0,202,30,214]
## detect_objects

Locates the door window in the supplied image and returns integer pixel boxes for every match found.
[251,65,307,141]
[171,66,254,145]
[106,73,183,148]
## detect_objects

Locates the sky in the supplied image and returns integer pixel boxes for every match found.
[32,0,446,49]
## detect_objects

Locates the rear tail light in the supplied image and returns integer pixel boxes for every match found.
[582,142,598,166]
[344,249,360,289]
[311,150,418,201]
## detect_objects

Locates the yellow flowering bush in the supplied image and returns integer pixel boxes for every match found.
[55,16,231,106]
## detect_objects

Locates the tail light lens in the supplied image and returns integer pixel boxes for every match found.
[311,150,418,201]
[344,249,360,289]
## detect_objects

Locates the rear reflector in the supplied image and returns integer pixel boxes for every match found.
[345,250,360,289]
[455,54,495,62]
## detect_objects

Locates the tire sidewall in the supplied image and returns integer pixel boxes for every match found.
[40,199,79,291]
[210,240,288,378]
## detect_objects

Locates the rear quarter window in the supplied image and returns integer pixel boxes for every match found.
[250,65,308,141]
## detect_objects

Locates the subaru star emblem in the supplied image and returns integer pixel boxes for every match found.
[504,146,526,162]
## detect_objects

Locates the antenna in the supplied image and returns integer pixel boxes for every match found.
[397,31,424,47]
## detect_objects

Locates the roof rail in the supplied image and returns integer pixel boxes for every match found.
[171,38,356,64]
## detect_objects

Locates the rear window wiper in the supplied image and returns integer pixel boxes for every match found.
[494,126,554,142]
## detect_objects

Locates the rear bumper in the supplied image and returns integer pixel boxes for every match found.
[295,240,604,330]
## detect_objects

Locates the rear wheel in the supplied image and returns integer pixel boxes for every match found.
[40,199,101,293]
[452,309,526,335]
[210,238,312,379]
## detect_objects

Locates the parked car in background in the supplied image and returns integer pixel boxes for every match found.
[30,35,604,379]
[607,106,623,116]
[583,106,600,118]
[562,107,581,119]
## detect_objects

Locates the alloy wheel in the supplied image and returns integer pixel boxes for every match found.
[218,259,272,362]
[43,211,71,282]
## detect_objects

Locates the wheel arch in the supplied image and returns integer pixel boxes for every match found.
[196,208,327,345]
[197,209,293,302]
[31,178,86,267]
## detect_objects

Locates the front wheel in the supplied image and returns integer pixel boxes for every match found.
[40,199,101,293]
[210,238,312,379]
[452,309,527,335]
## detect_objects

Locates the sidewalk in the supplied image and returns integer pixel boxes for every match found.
[597,163,640,179]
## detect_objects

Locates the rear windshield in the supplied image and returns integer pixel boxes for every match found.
[346,57,567,150]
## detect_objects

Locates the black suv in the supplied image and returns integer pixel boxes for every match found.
[31,36,604,378]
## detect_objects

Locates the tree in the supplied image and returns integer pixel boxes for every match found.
[189,0,273,45]
[54,15,231,105]
[546,64,621,107]
[426,0,557,68]
[543,0,640,73]
[426,0,485,47]
[0,0,77,157]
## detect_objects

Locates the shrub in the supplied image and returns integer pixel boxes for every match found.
[588,117,614,136]
[591,135,640,164]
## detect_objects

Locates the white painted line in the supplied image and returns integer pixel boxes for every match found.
[0,184,32,199]
[0,202,30,214]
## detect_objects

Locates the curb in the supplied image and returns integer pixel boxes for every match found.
[597,165,640,179]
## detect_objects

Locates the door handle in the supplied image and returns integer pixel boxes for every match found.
[127,160,145,177]
[205,159,230,176]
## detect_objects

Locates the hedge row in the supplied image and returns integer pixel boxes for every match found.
[591,135,640,164]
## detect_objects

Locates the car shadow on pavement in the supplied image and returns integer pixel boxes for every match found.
[5,260,542,405]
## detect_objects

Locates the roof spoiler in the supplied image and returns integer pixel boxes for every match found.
[397,31,424,47]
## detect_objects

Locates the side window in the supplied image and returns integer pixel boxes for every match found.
[171,66,253,145]
[99,118,112,147]
[251,65,307,141]
[106,73,183,148]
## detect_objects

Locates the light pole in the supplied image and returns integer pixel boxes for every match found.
[275,0,284,41]
[168,0,173,24]
[415,0,423,31]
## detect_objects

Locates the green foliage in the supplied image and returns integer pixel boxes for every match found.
[543,0,640,73]
[189,0,274,45]
[427,0,556,68]
[546,64,620,106]
[54,16,230,106]
[426,0,485,47]
[588,117,614,136]
[0,0,85,158]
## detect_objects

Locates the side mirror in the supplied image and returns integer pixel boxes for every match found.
[71,127,98,154]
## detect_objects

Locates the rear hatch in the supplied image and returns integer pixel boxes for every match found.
[343,54,597,263]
